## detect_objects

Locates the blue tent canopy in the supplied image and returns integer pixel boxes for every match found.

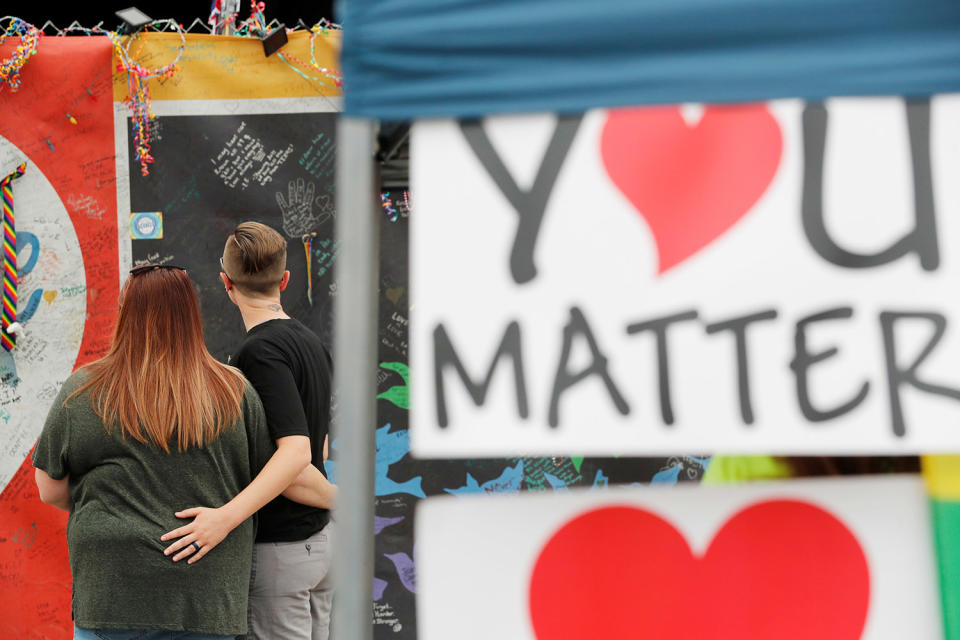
[340,0,960,119]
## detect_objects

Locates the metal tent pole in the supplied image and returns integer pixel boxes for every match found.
[332,116,378,640]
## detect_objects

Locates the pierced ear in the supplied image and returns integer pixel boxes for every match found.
[279,270,291,292]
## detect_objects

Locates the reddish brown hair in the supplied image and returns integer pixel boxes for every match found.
[71,266,246,451]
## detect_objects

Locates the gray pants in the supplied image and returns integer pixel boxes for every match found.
[245,524,333,640]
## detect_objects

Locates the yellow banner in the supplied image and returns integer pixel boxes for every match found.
[112,31,341,101]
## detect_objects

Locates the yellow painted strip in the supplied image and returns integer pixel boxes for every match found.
[922,456,960,500]
[112,31,342,102]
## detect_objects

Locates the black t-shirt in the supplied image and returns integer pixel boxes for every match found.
[233,318,332,543]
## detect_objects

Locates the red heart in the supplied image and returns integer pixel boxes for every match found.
[529,501,869,639]
[600,105,782,274]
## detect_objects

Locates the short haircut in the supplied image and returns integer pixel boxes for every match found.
[222,222,287,295]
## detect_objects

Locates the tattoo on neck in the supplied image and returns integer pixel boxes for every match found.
[268,304,282,312]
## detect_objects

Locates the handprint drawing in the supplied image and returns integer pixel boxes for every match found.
[276,178,336,238]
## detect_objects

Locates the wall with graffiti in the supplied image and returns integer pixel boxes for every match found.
[0,36,118,638]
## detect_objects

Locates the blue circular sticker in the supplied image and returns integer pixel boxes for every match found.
[130,212,162,239]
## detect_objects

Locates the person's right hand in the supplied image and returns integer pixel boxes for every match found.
[160,504,241,564]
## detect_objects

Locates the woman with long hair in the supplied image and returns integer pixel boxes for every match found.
[32,264,272,640]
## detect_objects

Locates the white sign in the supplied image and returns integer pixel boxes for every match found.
[411,95,960,455]
[416,475,940,639]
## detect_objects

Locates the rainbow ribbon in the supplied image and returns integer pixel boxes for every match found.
[1,163,26,351]
[303,232,317,306]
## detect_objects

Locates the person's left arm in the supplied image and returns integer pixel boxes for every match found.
[32,376,76,512]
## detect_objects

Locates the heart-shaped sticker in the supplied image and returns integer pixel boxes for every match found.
[386,287,405,306]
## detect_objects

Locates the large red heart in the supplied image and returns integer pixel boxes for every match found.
[529,501,869,639]
[600,105,782,274]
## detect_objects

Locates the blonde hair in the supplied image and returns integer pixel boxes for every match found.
[222,221,287,295]
[71,267,246,451]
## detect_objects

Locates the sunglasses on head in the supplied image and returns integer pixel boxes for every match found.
[129,264,187,276]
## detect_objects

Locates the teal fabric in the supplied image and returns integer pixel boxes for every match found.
[340,0,960,118]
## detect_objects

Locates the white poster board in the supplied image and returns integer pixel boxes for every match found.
[411,95,960,455]
[416,475,940,639]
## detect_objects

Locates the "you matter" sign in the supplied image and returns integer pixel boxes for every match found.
[411,95,960,456]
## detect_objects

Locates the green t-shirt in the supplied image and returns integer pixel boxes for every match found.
[32,369,272,635]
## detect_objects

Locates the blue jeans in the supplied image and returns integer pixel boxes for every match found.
[74,627,234,640]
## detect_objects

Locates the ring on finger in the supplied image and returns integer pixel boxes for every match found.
[191,541,201,553]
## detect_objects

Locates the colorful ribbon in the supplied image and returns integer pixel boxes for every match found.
[381,192,398,222]
[302,231,317,306]
[108,20,185,176]
[2,163,26,351]
[0,18,40,93]
[234,3,342,90]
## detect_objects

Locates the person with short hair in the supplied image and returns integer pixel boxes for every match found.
[161,222,336,640]
[33,265,274,640]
